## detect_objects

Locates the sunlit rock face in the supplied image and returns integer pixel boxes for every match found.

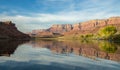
[0,21,30,39]
[108,17,120,25]
[72,23,81,31]
[64,17,120,35]
[70,17,120,31]
[80,19,108,30]
[31,16,120,36]
[48,24,73,33]
[30,24,73,37]
[80,17,120,31]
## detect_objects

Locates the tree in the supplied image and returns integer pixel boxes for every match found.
[98,26,117,39]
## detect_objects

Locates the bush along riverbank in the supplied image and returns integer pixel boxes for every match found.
[58,26,120,42]
[77,26,120,42]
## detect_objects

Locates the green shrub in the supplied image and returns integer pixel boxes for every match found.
[98,26,117,39]
[112,34,120,41]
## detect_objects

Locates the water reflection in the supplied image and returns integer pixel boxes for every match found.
[0,40,120,70]
[99,42,117,53]
[30,40,120,62]
[0,40,29,56]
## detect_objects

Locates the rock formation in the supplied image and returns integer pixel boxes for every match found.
[48,24,73,33]
[64,17,120,35]
[73,17,120,31]
[31,16,120,37]
[108,17,120,25]
[72,23,81,30]
[30,24,73,37]
[0,21,30,39]
[80,19,107,30]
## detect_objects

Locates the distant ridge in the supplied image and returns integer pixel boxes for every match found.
[30,16,120,37]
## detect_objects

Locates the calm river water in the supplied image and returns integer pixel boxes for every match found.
[0,40,120,70]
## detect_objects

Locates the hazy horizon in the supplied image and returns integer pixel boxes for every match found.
[0,0,120,32]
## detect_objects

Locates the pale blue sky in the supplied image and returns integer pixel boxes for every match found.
[0,0,120,32]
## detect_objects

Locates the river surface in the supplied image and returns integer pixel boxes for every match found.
[0,40,120,70]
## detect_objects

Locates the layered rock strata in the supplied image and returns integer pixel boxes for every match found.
[31,17,120,37]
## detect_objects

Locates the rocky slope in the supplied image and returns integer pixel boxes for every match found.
[0,21,30,39]
[48,24,73,33]
[77,17,120,31]
[64,17,120,35]
[30,16,120,37]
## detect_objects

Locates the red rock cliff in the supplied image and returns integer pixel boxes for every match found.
[48,24,73,33]
[73,17,120,31]
[31,16,120,36]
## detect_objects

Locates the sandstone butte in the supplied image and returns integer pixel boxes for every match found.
[30,16,120,37]
[0,21,30,39]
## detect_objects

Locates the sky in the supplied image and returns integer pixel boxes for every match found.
[0,0,120,32]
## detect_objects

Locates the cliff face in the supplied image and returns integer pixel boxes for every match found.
[73,23,81,30]
[73,17,120,31]
[31,16,120,37]
[30,24,73,37]
[48,24,73,33]
[80,19,107,30]
[108,17,120,25]
[0,21,30,39]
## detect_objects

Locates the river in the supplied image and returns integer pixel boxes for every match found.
[0,40,120,70]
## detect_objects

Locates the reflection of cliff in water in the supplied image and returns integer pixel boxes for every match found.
[0,40,29,57]
[30,40,120,62]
